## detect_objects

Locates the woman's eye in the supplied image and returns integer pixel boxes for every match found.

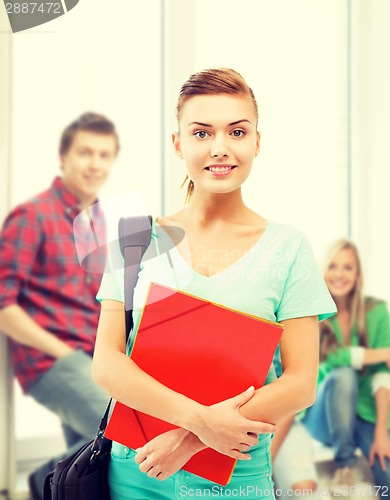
[231,129,245,137]
[194,131,209,139]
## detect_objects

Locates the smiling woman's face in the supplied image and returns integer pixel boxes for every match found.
[325,247,359,300]
[173,93,260,196]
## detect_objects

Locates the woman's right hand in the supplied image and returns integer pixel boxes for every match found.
[190,386,275,460]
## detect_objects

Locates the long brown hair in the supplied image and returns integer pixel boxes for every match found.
[176,68,259,205]
[320,239,367,360]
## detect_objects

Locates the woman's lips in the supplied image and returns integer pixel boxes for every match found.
[205,164,236,176]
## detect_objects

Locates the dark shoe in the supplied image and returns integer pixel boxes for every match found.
[28,471,43,500]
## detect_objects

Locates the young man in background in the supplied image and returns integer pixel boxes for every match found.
[0,112,119,499]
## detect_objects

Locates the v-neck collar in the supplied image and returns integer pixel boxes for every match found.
[154,218,274,279]
[329,315,358,346]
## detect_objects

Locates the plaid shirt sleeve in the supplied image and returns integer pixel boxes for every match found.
[0,203,43,309]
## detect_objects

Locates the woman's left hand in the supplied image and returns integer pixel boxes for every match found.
[134,428,206,480]
[369,436,390,471]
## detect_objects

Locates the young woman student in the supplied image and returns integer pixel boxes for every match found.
[92,68,336,499]
[302,239,390,496]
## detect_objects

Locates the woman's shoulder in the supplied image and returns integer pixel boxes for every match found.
[268,221,305,236]
[365,296,389,316]
[155,212,186,226]
[265,221,309,247]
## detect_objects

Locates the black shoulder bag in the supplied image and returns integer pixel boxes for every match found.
[43,215,152,500]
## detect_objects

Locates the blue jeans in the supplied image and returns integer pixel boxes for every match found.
[27,350,110,498]
[303,367,390,493]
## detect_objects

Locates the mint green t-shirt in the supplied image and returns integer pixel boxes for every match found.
[97,219,336,384]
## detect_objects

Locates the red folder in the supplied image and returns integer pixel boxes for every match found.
[105,283,283,485]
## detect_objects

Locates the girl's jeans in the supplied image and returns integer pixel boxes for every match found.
[303,367,390,495]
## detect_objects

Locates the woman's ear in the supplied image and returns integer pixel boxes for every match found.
[172,132,183,159]
[255,131,261,157]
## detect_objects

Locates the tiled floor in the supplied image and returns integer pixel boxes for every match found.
[311,458,376,500]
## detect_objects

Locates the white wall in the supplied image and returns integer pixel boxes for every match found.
[164,0,350,260]
[163,0,197,211]
[350,0,390,304]
[9,0,162,215]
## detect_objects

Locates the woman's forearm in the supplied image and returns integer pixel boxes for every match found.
[93,347,204,430]
[363,348,390,366]
[95,350,313,431]
[92,301,204,430]
[94,347,275,458]
[374,387,390,439]
[93,303,316,447]
[238,371,316,425]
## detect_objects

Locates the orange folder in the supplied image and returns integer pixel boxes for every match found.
[105,283,283,485]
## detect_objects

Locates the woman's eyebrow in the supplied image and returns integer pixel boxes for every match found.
[229,119,251,126]
[187,119,251,127]
[187,121,212,127]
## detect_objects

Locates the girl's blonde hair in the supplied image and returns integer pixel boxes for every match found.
[320,239,367,360]
[176,68,259,205]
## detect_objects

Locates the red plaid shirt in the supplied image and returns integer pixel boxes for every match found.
[0,177,105,392]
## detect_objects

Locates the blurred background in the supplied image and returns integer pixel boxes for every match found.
[0,0,389,497]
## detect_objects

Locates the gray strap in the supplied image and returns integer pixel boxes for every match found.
[98,216,151,440]
[118,215,152,329]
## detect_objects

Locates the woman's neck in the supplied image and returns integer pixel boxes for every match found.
[334,296,351,314]
[334,299,352,342]
[181,188,250,223]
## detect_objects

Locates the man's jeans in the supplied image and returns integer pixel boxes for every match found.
[303,367,390,494]
[27,350,109,497]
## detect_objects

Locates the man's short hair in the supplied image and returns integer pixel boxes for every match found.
[59,112,120,155]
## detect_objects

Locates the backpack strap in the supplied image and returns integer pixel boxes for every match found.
[92,215,151,446]
[118,215,152,339]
